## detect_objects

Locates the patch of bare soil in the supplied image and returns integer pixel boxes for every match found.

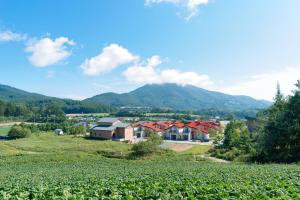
[168,143,194,152]
[0,122,21,127]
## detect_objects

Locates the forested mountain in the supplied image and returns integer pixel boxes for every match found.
[0,84,50,102]
[0,83,271,117]
[0,84,113,114]
[86,84,271,111]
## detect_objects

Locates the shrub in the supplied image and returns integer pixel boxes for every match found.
[66,125,86,135]
[130,133,163,158]
[8,125,31,138]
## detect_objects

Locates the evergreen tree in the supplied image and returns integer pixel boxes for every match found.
[256,81,300,162]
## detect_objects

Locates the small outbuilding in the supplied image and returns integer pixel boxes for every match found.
[54,129,64,135]
[90,118,134,141]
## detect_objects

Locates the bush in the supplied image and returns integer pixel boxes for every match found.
[67,125,86,135]
[8,125,31,138]
[130,133,163,158]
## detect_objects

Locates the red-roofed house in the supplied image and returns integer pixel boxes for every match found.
[133,120,220,142]
[133,121,170,138]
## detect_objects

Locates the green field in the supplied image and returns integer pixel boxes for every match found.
[0,126,10,136]
[66,113,110,117]
[0,132,130,156]
[182,145,213,155]
[0,133,299,199]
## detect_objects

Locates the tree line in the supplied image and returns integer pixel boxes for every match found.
[0,99,115,122]
[8,122,87,138]
[212,81,300,163]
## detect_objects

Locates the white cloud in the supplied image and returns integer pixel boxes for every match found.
[186,0,209,20]
[145,0,209,21]
[124,55,213,87]
[0,30,27,42]
[25,37,75,67]
[81,44,138,76]
[220,67,300,101]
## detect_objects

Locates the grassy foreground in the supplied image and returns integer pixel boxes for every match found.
[0,132,131,156]
[0,133,299,199]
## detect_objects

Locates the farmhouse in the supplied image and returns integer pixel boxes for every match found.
[90,118,134,141]
[133,121,172,138]
[133,120,221,142]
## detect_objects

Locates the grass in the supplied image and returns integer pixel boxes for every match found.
[0,132,131,156]
[0,126,10,136]
[182,145,213,155]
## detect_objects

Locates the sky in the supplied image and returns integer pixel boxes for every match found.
[0,0,300,101]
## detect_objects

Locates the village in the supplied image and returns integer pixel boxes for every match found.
[73,117,226,143]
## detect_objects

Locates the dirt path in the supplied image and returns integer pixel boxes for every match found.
[0,122,41,127]
[197,155,231,163]
[0,122,22,127]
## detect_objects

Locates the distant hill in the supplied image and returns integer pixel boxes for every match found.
[86,84,271,111]
[0,83,271,114]
[0,84,51,102]
[0,84,113,113]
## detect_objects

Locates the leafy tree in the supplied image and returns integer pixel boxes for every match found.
[67,125,86,135]
[0,101,5,116]
[213,134,224,146]
[8,125,31,138]
[130,133,163,158]
[211,120,253,161]
[34,105,66,123]
[223,120,251,149]
[208,128,218,138]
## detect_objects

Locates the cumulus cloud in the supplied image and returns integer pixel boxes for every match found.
[80,44,138,76]
[220,67,300,101]
[0,30,27,42]
[124,55,213,87]
[145,0,209,21]
[25,37,75,67]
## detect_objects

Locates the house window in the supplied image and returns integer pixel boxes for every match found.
[184,127,189,133]
[171,127,177,133]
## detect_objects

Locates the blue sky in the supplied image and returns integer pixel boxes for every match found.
[0,0,300,100]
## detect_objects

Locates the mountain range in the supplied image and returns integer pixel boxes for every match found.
[85,84,271,111]
[0,83,271,112]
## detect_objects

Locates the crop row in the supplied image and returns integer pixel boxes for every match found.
[0,156,299,199]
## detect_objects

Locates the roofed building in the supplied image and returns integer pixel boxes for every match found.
[90,118,134,141]
[133,120,221,142]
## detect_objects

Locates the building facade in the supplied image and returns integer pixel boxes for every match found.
[133,120,219,142]
[90,118,134,141]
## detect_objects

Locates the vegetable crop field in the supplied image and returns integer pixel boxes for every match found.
[0,154,299,199]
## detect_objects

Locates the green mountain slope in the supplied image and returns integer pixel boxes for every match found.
[86,84,271,111]
[0,84,113,113]
[0,84,50,102]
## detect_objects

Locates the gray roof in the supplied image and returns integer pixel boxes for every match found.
[115,122,131,128]
[91,122,131,131]
[92,126,116,131]
[98,117,120,123]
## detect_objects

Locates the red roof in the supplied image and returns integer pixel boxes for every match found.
[133,120,219,134]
